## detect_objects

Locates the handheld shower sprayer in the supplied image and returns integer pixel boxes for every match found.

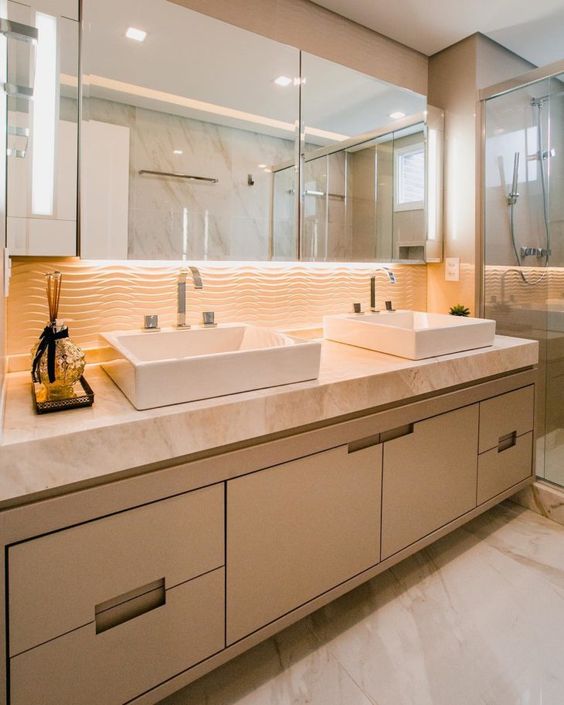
[506,152,519,206]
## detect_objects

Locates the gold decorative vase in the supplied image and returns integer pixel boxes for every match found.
[32,325,86,401]
[31,272,86,403]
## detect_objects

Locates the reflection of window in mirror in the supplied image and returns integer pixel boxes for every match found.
[394,142,425,212]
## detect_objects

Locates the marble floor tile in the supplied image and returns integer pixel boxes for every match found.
[160,618,374,705]
[159,503,564,705]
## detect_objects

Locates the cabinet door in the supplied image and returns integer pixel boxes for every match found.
[9,484,224,656]
[381,404,479,559]
[478,432,533,504]
[10,568,225,705]
[227,443,382,644]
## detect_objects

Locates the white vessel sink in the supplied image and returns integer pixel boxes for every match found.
[324,310,496,360]
[101,324,321,410]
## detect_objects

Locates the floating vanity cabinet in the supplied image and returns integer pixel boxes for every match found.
[381,405,479,559]
[8,485,225,705]
[0,370,537,705]
[477,386,534,504]
[226,443,382,644]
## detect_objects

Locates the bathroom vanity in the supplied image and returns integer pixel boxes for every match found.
[0,334,537,705]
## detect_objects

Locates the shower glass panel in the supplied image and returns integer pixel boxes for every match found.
[483,71,564,488]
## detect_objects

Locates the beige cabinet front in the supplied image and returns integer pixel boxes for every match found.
[226,443,382,645]
[8,484,224,657]
[381,404,479,559]
[10,568,225,705]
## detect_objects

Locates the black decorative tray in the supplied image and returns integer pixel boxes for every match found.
[32,376,95,414]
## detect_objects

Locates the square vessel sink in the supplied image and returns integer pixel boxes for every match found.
[324,310,496,360]
[101,324,321,410]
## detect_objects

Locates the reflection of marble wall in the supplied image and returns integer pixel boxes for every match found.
[272,167,297,260]
[84,98,296,260]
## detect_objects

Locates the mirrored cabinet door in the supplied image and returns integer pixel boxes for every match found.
[5,0,79,256]
[80,0,300,261]
[299,52,428,263]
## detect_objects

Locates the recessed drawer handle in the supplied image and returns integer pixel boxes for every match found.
[348,433,380,453]
[380,423,414,443]
[95,578,166,634]
[498,431,517,453]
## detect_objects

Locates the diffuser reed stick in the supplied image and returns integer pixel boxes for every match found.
[46,271,62,325]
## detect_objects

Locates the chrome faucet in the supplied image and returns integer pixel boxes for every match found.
[370,267,397,311]
[177,266,203,328]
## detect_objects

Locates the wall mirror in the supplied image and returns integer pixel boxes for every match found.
[10,2,442,262]
[80,0,300,261]
[5,0,79,256]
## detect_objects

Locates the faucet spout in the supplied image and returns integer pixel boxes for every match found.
[177,266,203,328]
[370,267,397,311]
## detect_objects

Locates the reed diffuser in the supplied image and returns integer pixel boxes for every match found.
[31,271,86,402]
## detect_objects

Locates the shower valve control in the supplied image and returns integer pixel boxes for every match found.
[520,247,551,258]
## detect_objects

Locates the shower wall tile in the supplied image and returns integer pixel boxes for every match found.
[7,258,427,358]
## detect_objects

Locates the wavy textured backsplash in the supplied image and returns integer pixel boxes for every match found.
[8,259,427,357]
[484,265,563,307]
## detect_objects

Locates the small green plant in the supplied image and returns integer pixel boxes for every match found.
[449,304,471,317]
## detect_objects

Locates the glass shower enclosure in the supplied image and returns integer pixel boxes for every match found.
[482,61,564,488]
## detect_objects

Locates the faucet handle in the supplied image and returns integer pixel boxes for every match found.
[202,311,216,327]
[143,314,159,331]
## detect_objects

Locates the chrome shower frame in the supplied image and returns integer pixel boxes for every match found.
[477,57,564,315]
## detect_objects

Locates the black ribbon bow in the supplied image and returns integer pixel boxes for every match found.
[32,325,69,384]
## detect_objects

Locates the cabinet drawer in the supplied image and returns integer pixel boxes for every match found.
[381,404,478,560]
[479,386,534,453]
[10,567,225,705]
[227,443,382,645]
[478,431,533,504]
[9,484,224,656]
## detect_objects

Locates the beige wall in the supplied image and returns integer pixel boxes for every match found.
[427,34,533,315]
[168,0,428,95]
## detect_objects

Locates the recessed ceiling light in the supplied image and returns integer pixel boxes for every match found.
[263,168,272,173]
[258,163,267,168]
[274,75,292,87]
[173,149,183,155]
[126,27,147,42]
[389,111,406,119]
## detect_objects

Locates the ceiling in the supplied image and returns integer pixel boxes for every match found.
[312,0,564,67]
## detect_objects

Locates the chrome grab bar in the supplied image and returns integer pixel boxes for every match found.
[139,169,218,184]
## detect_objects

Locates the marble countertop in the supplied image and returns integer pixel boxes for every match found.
[0,335,538,509]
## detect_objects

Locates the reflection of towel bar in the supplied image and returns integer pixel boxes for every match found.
[139,169,218,183]
[304,189,345,200]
